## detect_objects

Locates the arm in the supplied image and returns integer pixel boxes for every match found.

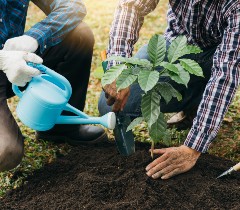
[184,7,240,152]
[108,0,159,61]
[104,0,159,112]
[146,7,240,179]
[26,0,87,53]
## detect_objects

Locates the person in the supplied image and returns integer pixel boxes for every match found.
[98,0,240,179]
[0,0,108,172]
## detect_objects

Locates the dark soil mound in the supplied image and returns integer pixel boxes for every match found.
[0,141,239,210]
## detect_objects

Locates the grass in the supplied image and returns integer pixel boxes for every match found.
[0,0,239,197]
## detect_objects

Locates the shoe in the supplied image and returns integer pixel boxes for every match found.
[167,107,197,131]
[35,125,108,146]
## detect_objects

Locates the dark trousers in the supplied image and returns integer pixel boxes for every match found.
[0,22,94,171]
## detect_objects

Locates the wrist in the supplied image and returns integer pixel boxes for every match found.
[23,35,39,52]
[180,145,201,157]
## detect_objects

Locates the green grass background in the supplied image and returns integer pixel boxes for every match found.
[0,0,239,197]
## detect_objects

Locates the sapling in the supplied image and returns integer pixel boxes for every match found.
[102,35,203,157]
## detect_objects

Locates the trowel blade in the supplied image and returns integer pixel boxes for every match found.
[216,167,234,179]
[113,113,135,156]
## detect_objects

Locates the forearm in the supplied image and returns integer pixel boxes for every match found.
[108,0,159,66]
[184,61,239,152]
[184,8,240,152]
[26,0,87,53]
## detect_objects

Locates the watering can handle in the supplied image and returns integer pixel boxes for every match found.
[12,62,72,99]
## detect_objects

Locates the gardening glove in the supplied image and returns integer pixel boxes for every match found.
[0,50,43,86]
[103,81,130,112]
[146,145,201,179]
[3,35,39,53]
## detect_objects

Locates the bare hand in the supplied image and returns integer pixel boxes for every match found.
[146,145,201,179]
[103,81,130,112]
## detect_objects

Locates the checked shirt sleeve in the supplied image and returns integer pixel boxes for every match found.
[108,0,159,67]
[25,0,87,53]
[184,7,240,153]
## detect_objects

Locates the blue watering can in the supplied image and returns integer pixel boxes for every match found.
[12,63,116,131]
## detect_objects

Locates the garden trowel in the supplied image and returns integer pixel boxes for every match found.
[217,162,240,179]
[101,50,135,156]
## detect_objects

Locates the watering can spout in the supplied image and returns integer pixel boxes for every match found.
[56,112,116,130]
[101,112,116,129]
[57,103,116,129]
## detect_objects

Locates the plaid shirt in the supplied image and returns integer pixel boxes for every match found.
[0,0,86,53]
[108,0,240,152]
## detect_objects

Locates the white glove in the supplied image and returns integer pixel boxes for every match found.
[0,50,43,86]
[3,35,39,53]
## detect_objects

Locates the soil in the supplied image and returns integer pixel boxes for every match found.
[0,141,239,210]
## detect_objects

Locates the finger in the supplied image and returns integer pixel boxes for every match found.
[21,63,41,77]
[150,148,167,155]
[161,168,181,179]
[112,99,122,112]
[15,81,27,87]
[23,52,43,64]
[146,153,169,171]
[113,90,126,112]
[23,76,33,83]
[107,96,115,106]
[146,160,169,177]
[151,164,176,179]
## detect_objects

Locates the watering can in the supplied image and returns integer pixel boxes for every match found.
[12,62,116,131]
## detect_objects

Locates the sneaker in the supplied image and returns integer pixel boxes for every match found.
[167,108,197,131]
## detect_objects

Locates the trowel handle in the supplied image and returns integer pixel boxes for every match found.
[100,50,108,72]
[233,162,240,171]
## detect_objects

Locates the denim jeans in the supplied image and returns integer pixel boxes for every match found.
[98,42,216,118]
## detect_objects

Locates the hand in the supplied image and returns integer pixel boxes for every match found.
[3,35,39,53]
[0,50,43,86]
[103,81,130,112]
[146,145,201,179]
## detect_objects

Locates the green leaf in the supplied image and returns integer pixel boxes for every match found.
[185,45,203,54]
[160,61,180,75]
[155,82,182,103]
[169,64,190,87]
[141,91,161,128]
[126,117,144,132]
[167,36,188,63]
[101,64,126,87]
[131,66,142,75]
[147,34,166,66]
[178,45,203,59]
[179,59,204,77]
[116,69,137,91]
[138,70,160,92]
[149,113,168,143]
[106,56,153,67]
